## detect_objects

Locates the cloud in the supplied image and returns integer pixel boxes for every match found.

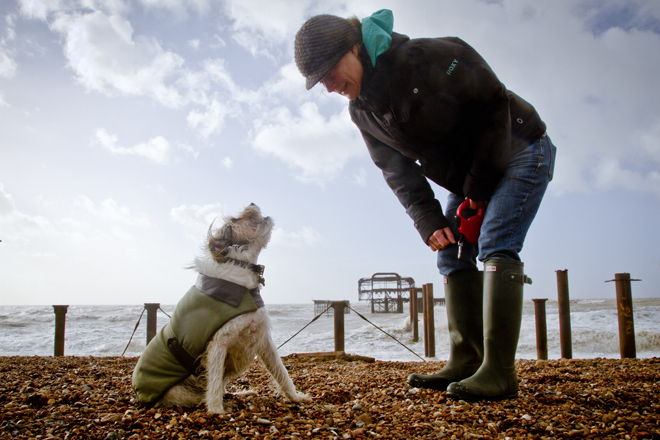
[221,0,310,57]
[0,182,54,241]
[1,182,151,247]
[137,0,211,17]
[576,0,660,35]
[0,182,16,216]
[170,203,224,232]
[50,10,185,107]
[0,47,17,78]
[177,143,199,159]
[270,226,322,248]
[221,157,233,168]
[1,13,17,79]
[19,0,129,20]
[186,99,232,139]
[94,128,173,164]
[210,35,226,49]
[74,196,150,226]
[353,168,368,187]
[19,0,63,21]
[251,102,364,185]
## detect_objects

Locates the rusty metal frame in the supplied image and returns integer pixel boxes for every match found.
[357,272,415,314]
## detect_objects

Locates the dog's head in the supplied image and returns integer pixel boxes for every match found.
[207,203,273,264]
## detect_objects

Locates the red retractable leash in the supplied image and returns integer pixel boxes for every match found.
[455,199,486,258]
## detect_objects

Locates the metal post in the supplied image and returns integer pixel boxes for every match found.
[411,288,419,342]
[424,284,436,358]
[331,301,347,353]
[614,273,637,359]
[532,299,548,360]
[556,270,572,359]
[145,303,160,345]
[53,305,69,357]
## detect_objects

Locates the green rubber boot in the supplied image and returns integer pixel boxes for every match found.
[407,270,483,391]
[446,259,528,401]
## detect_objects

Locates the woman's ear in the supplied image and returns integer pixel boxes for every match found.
[351,45,359,56]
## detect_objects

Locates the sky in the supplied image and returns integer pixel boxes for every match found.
[1,0,659,306]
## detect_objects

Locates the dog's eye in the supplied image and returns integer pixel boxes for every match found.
[231,218,238,223]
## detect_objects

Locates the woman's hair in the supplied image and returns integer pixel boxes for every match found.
[347,16,373,74]
[347,16,362,40]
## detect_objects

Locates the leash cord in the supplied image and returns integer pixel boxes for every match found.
[276,304,426,362]
[347,305,426,362]
[277,304,332,349]
[121,308,146,357]
[121,306,171,356]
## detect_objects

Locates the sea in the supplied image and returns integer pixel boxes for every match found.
[1,298,659,361]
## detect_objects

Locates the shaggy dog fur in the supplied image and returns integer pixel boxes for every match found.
[157,204,309,413]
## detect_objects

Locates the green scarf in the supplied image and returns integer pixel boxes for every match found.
[361,9,394,67]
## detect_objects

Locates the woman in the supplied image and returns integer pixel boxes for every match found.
[294,10,556,401]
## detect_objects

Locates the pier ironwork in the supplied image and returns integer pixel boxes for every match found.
[358,272,415,313]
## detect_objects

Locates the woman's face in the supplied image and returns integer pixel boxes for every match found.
[321,46,363,100]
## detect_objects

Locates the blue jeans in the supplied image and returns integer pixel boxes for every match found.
[437,134,557,276]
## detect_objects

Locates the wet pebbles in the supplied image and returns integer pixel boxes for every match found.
[1,355,658,439]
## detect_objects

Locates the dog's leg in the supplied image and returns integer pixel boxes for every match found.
[159,376,204,408]
[257,332,310,403]
[203,339,228,414]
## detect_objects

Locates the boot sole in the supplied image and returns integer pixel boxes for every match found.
[406,374,452,391]
[446,389,519,402]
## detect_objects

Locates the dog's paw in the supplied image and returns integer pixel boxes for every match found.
[234,389,258,397]
[288,392,312,404]
[205,405,225,415]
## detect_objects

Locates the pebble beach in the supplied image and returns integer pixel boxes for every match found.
[1,354,659,439]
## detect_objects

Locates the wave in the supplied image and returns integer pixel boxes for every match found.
[2,299,660,360]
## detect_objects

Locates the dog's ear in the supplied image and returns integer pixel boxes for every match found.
[208,222,232,263]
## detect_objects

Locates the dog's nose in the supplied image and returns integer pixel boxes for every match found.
[249,203,256,206]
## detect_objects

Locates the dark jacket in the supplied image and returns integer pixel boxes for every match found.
[349,33,546,243]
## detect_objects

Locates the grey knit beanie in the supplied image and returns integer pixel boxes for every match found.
[294,14,361,90]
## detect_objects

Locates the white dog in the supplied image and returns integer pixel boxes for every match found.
[132,204,309,413]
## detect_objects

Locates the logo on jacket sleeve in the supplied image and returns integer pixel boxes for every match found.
[446,59,459,75]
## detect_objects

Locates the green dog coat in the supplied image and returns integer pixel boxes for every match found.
[132,274,264,406]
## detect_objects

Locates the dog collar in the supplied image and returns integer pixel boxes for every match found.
[225,258,265,286]
[195,274,265,308]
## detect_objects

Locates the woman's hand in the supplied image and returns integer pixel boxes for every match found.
[428,227,456,252]
[467,198,489,210]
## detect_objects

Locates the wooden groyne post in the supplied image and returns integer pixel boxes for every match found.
[145,303,160,345]
[53,305,69,357]
[331,301,349,352]
[556,270,572,359]
[532,299,548,360]
[422,284,435,358]
[609,273,639,359]
[409,287,420,342]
